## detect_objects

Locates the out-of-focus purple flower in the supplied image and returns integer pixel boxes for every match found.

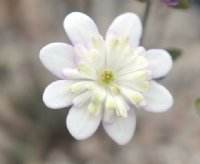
[163,0,180,6]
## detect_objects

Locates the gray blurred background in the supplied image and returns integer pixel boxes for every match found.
[1,0,200,163]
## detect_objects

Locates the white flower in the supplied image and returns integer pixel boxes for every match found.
[40,12,173,145]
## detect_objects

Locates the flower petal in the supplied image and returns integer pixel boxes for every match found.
[43,80,75,109]
[143,81,173,112]
[103,92,117,123]
[103,109,136,145]
[114,46,145,72]
[40,43,75,79]
[66,105,101,140]
[72,91,92,107]
[117,55,149,76]
[88,86,106,116]
[105,37,135,71]
[63,12,99,45]
[75,44,105,72]
[145,49,172,78]
[106,12,142,46]
[120,86,145,108]
[62,68,95,80]
[103,108,115,123]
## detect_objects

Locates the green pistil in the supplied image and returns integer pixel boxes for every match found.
[101,71,115,84]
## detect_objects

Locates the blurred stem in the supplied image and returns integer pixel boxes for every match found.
[141,0,151,45]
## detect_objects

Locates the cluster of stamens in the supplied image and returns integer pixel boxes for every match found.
[101,71,115,85]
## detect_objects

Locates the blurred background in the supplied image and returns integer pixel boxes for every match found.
[1,0,200,163]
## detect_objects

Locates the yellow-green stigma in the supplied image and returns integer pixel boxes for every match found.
[101,71,115,85]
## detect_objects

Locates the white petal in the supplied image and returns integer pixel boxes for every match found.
[105,37,135,70]
[114,46,145,72]
[103,109,136,145]
[118,55,149,76]
[120,86,145,108]
[66,105,101,140]
[88,87,106,116]
[89,34,105,55]
[118,70,151,82]
[43,80,75,109]
[103,108,115,123]
[40,43,75,79]
[63,68,95,80]
[68,81,95,94]
[113,95,129,118]
[104,92,117,123]
[145,49,172,78]
[106,12,142,46]
[63,12,99,45]
[75,45,105,72]
[72,91,92,107]
[143,81,173,112]
[77,61,97,78]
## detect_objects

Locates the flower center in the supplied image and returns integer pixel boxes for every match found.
[101,71,115,85]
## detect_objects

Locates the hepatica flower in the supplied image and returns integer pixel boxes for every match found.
[40,12,173,145]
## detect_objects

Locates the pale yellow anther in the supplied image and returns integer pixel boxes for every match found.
[69,83,83,94]
[92,96,101,106]
[116,107,127,118]
[105,94,116,110]
[91,35,104,49]
[131,94,143,104]
[134,56,149,69]
[86,84,95,91]
[119,71,150,84]
[136,81,150,90]
[74,45,87,59]
[109,39,119,50]
[69,82,94,94]
[121,86,146,108]
[114,105,127,118]
[105,96,116,109]
[88,49,101,63]
[106,102,116,110]
[88,91,105,116]
[133,71,148,81]
[118,36,130,46]
[89,103,101,116]
[114,96,128,118]
[105,93,128,118]
[78,62,96,76]
[109,83,120,94]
